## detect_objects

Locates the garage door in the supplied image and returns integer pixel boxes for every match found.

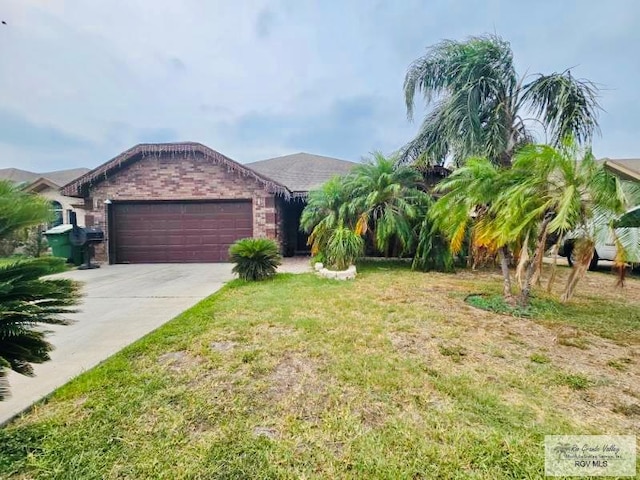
[111,201,253,263]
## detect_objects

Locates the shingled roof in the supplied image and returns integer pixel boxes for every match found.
[62,142,291,198]
[247,152,356,195]
[603,158,640,182]
[0,167,89,187]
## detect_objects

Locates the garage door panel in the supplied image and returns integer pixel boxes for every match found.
[113,201,253,263]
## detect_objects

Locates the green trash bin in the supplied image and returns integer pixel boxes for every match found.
[44,225,83,265]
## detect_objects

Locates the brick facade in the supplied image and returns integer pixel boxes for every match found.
[79,151,281,262]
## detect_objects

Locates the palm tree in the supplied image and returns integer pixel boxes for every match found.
[402,35,600,167]
[346,152,425,256]
[0,181,78,400]
[411,192,454,272]
[0,257,78,400]
[0,180,52,239]
[300,175,353,257]
[497,140,639,303]
[430,157,519,299]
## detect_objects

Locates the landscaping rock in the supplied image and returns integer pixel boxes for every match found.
[317,264,357,280]
[314,262,324,271]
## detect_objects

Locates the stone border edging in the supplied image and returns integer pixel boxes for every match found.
[313,262,357,280]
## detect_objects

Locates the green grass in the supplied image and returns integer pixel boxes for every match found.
[607,357,633,371]
[465,293,534,317]
[538,296,640,343]
[462,276,640,344]
[438,344,467,363]
[554,372,592,391]
[1,265,639,479]
[529,353,551,364]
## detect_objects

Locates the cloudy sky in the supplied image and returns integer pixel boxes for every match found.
[1,0,639,171]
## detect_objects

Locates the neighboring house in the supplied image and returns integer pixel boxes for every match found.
[61,142,356,263]
[0,167,90,226]
[602,158,640,183]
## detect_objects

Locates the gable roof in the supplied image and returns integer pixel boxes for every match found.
[603,158,640,182]
[247,152,356,194]
[0,167,90,187]
[61,142,290,198]
[22,177,60,193]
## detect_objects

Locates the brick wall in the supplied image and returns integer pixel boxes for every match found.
[80,152,281,262]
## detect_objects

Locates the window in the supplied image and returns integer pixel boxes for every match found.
[51,201,64,227]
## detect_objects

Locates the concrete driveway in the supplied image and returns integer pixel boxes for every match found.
[0,263,234,425]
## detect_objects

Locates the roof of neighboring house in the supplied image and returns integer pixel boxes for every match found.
[603,158,640,182]
[62,142,291,198]
[41,168,91,186]
[0,167,90,187]
[23,177,60,193]
[246,152,356,194]
[0,167,39,184]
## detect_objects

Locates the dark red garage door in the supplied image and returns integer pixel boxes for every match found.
[111,201,253,263]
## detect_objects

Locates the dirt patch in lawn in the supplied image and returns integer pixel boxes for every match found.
[157,350,202,372]
[267,354,323,399]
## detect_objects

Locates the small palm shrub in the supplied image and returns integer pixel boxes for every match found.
[326,226,364,270]
[412,216,455,272]
[229,238,282,281]
[0,257,79,400]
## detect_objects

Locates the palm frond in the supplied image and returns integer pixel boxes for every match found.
[0,257,79,399]
[403,36,600,166]
[0,180,53,241]
[522,71,601,145]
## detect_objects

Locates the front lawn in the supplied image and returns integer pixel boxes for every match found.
[1,263,639,478]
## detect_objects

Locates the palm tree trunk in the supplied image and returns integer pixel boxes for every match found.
[531,228,548,286]
[546,234,563,294]
[561,239,595,302]
[518,215,552,306]
[515,231,530,289]
[498,245,513,302]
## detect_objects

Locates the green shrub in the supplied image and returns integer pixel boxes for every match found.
[0,257,79,400]
[229,238,281,281]
[412,216,455,272]
[326,226,364,270]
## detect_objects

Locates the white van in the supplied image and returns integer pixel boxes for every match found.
[558,206,640,270]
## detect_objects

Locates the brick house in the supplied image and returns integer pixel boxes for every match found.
[61,142,354,263]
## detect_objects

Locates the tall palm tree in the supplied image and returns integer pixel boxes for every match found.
[402,35,600,167]
[346,152,425,256]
